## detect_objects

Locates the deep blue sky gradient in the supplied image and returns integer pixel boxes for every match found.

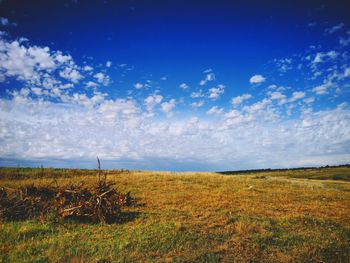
[2,0,349,99]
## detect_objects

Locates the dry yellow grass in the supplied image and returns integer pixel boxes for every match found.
[1,168,350,262]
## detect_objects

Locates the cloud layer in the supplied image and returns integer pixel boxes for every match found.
[1,20,350,171]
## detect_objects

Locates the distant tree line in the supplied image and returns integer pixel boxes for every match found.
[217,164,350,175]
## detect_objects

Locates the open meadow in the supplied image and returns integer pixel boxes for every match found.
[1,167,350,262]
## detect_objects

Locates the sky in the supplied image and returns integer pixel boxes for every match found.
[0,0,350,171]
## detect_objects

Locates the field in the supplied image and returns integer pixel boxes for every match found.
[1,167,350,262]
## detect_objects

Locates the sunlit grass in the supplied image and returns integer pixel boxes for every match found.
[1,168,350,262]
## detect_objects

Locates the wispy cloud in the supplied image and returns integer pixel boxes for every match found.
[0,17,17,27]
[325,23,344,35]
[200,72,215,86]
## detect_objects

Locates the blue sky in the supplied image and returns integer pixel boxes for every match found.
[0,0,350,171]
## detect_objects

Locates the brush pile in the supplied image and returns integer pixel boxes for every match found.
[0,180,132,223]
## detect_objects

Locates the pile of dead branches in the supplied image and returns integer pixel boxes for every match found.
[0,180,132,223]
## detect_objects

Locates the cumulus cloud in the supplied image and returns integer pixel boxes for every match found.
[304,97,315,104]
[60,67,83,83]
[344,67,350,78]
[1,91,350,170]
[290,91,305,102]
[268,91,287,105]
[206,106,224,115]
[274,58,293,73]
[270,91,286,100]
[85,81,98,88]
[200,72,215,86]
[161,99,176,115]
[231,94,252,105]
[249,74,266,84]
[340,36,350,47]
[243,98,271,115]
[0,17,17,27]
[313,51,338,64]
[190,90,204,98]
[208,84,225,100]
[0,34,111,100]
[1,28,350,171]
[93,72,110,86]
[144,94,163,113]
[83,65,93,71]
[0,39,56,82]
[134,82,143,89]
[312,85,328,95]
[106,61,112,68]
[191,101,204,108]
[179,83,189,90]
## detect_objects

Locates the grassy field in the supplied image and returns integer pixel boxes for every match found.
[1,167,350,262]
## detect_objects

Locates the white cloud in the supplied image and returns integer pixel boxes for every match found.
[206,106,223,115]
[200,72,215,86]
[243,98,271,114]
[190,90,204,98]
[344,67,350,78]
[0,17,9,26]
[249,74,266,84]
[106,61,112,68]
[231,94,252,105]
[304,97,315,104]
[191,101,204,108]
[60,67,83,83]
[337,102,348,110]
[312,84,329,95]
[290,91,306,102]
[325,23,344,35]
[270,91,285,100]
[161,99,176,115]
[144,94,163,112]
[179,83,189,90]
[208,84,225,100]
[134,82,143,89]
[340,36,350,47]
[1,28,350,171]
[31,87,44,96]
[1,92,350,170]
[0,17,17,27]
[94,72,110,86]
[54,52,72,64]
[0,35,112,98]
[85,81,98,88]
[0,39,56,82]
[274,58,293,73]
[313,51,338,64]
[83,65,93,71]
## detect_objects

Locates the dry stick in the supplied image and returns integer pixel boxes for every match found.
[62,206,82,212]
[99,189,113,198]
[97,156,101,184]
